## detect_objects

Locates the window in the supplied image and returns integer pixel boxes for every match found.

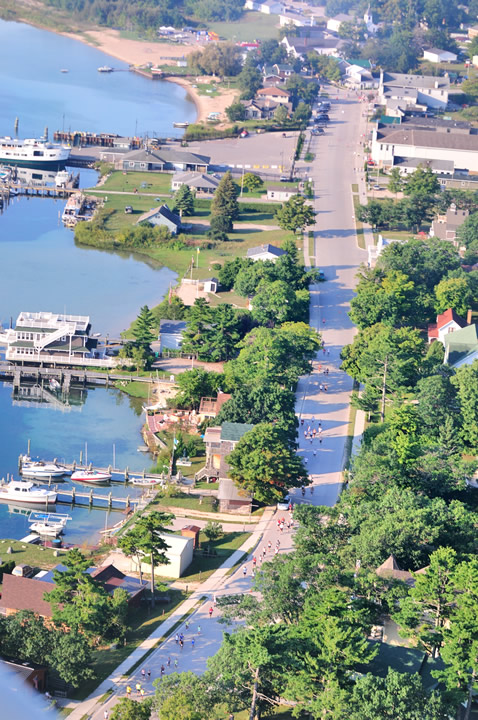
[129,162,135,167]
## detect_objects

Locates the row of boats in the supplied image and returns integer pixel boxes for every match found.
[20,456,111,483]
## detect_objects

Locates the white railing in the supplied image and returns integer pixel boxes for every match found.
[33,325,74,351]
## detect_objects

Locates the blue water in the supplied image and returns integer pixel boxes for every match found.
[0,20,196,138]
[0,20,187,543]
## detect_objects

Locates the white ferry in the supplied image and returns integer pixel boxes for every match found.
[0,137,70,168]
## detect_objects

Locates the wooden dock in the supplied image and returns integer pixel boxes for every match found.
[0,362,174,391]
[55,485,138,510]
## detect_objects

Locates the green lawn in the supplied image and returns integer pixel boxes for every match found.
[150,492,218,513]
[70,588,188,700]
[115,380,151,399]
[208,11,279,41]
[352,195,366,250]
[196,82,221,98]
[0,539,67,571]
[91,171,173,195]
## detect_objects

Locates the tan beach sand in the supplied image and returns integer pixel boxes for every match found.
[67,29,238,123]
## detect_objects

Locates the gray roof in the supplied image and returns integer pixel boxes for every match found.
[331,13,354,21]
[444,324,478,367]
[376,127,478,152]
[425,47,456,56]
[393,157,455,171]
[173,172,220,189]
[217,477,252,502]
[220,422,254,442]
[247,243,287,258]
[159,320,187,334]
[401,116,471,131]
[159,204,181,225]
[382,72,450,90]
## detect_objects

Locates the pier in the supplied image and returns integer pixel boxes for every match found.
[55,485,138,510]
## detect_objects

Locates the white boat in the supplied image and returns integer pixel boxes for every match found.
[0,137,70,168]
[20,455,70,479]
[71,469,111,483]
[55,169,71,188]
[98,66,113,73]
[0,480,57,504]
[60,69,69,73]
[131,477,163,487]
[30,521,64,537]
[173,122,189,128]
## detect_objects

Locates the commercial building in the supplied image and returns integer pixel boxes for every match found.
[423,48,457,64]
[378,71,449,111]
[119,148,210,173]
[2,311,114,368]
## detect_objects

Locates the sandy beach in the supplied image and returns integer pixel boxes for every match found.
[65,28,238,124]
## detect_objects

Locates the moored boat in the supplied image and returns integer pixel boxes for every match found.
[0,480,57,504]
[131,477,163,487]
[20,455,71,479]
[173,121,189,128]
[0,137,70,168]
[98,66,113,73]
[71,469,111,483]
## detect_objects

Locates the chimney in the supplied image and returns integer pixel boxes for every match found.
[467,308,473,325]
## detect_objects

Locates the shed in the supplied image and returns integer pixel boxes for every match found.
[203,277,219,293]
[1,659,47,692]
[140,533,194,578]
[218,478,252,514]
[266,185,297,202]
[181,525,201,548]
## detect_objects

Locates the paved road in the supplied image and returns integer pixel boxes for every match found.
[291,87,367,508]
[67,89,367,720]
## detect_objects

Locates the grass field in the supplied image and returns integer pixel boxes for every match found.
[94,171,173,195]
[208,11,279,42]
[0,538,67,572]
[162,531,251,583]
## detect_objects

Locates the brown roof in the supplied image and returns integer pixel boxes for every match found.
[377,127,478,152]
[0,575,53,617]
[376,555,428,587]
[199,392,232,417]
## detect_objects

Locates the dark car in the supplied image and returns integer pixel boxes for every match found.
[317,113,329,121]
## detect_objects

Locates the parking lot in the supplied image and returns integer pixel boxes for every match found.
[187,131,299,177]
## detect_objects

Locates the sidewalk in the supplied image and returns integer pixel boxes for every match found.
[66,508,275,720]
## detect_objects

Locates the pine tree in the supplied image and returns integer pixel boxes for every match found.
[173,184,195,217]
[211,171,239,221]
[133,305,155,347]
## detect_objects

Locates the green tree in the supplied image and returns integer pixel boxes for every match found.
[151,295,187,323]
[173,367,224,410]
[451,362,478,447]
[187,42,242,76]
[203,521,223,552]
[110,697,153,720]
[154,672,214,720]
[388,166,404,196]
[274,104,289,125]
[207,303,242,361]
[208,211,232,235]
[48,630,95,688]
[119,511,173,606]
[211,171,239,221]
[292,101,312,126]
[404,166,440,198]
[173,184,195,217]
[251,279,304,326]
[242,172,263,193]
[238,65,262,100]
[347,669,451,720]
[227,422,309,503]
[132,305,155,348]
[276,194,315,233]
[218,257,252,290]
[225,101,246,122]
[434,276,472,316]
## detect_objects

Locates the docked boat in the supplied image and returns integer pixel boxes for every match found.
[71,469,111,483]
[0,137,70,168]
[0,480,57,504]
[131,477,162,487]
[98,66,113,73]
[20,455,71,479]
[29,511,70,537]
[173,122,189,128]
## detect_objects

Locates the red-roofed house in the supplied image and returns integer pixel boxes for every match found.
[427,308,467,344]
[0,574,53,618]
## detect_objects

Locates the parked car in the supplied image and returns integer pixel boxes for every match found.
[240,129,249,138]
[124,205,133,214]
[318,269,325,281]
[372,184,382,190]
[277,495,291,511]
[280,175,290,182]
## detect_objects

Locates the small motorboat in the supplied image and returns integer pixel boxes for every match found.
[71,469,111,483]
[0,480,57,505]
[60,69,69,73]
[131,477,163,487]
[30,521,64,537]
[97,66,113,73]
[173,121,189,128]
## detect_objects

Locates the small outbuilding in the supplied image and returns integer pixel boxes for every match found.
[266,184,297,202]
[181,525,201,548]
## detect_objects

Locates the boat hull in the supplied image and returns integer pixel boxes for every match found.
[0,492,57,504]
[71,472,111,483]
[0,158,68,170]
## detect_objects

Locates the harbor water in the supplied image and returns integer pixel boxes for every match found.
[0,20,189,543]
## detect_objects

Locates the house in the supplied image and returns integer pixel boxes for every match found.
[247,243,287,261]
[345,64,375,89]
[3,311,113,368]
[272,63,294,78]
[367,234,402,268]
[423,48,458,64]
[158,319,187,353]
[198,391,232,420]
[241,98,283,120]
[256,87,291,105]
[378,71,449,111]
[113,533,194,578]
[136,204,181,234]
[376,555,427,587]
[427,308,467,344]
[469,24,478,39]
[244,0,284,14]
[429,204,469,246]
[444,323,478,368]
[87,563,146,606]
[281,35,344,58]
[121,148,210,173]
[196,421,254,487]
[171,172,220,195]
[326,13,354,33]
[279,10,317,27]
[0,574,53,618]
[266,184,297,201]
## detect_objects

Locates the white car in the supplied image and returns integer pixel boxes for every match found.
[277,495,291,511]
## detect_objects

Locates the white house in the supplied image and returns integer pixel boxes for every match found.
[423,48,457,64]
[345,64,375,88]
[118,533,194,579]
[326,13,354,33]
[171,172,220,195]
[256,86,291,105]
[266,184,297,201]
[247,243,287,261]
[158,320,188,353]
[428,308,467,344]
[244,0,284,14]
[444,324,478,368]
[367,234,397,268]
